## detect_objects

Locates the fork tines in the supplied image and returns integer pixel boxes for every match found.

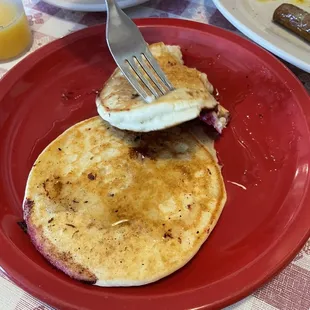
[105,0,174,103]
[122,50,174,103]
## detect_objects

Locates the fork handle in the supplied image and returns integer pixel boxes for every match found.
[105,0,120,23]
[105,0,118,11]
[105,0,146,48]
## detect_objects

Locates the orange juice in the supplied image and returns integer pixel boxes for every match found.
[0,1,32,61]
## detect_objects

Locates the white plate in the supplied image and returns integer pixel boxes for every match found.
[43,0,149,12]
[212,0,310,73]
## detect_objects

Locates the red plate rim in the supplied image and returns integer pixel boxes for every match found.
[0,18,310,310]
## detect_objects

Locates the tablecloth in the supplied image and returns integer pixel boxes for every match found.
[0,0,309,309]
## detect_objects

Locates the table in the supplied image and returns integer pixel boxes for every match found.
[0,1,309,309]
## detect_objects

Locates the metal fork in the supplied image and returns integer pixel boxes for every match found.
[105,0,174,103]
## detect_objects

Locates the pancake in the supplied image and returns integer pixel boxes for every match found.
[96,42,229,133]
[23,116,226,286]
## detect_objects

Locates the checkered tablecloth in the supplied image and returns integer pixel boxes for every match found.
[0,1,309,309]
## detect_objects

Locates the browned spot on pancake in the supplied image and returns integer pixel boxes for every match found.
[54,180,63,193]
[43,178,63,200]
[87,220,96,229]
[42,181,49,198]
[134,135,141,142]
[88,173,96,180]
[66,224,76,228]
[129,146,155,160]
[163,229,173,239]
[48,218,54,223]
[72,230,79,237]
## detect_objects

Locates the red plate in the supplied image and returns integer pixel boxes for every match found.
[0,18,309,310]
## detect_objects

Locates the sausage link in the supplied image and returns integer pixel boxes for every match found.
[273,3,310,43]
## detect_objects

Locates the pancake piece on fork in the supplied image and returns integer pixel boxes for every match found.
[97,42,229,133]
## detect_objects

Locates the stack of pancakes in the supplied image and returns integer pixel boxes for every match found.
[23,43,228,286]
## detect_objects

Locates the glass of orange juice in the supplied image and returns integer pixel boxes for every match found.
[0,0,32,61]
